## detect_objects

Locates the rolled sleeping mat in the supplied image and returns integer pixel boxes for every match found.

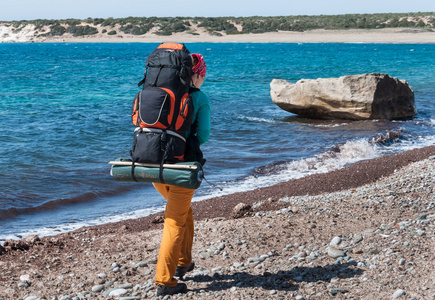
[109,158,203,189]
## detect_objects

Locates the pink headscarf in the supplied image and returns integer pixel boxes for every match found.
[192,53,206,77]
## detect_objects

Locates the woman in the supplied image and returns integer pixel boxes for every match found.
[153,53,210,296]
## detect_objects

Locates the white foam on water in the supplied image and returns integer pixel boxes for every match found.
[380,134,435,152]
[193,139,380,201]
[235,115,280,124]
[0,204,167,243]
[311,123,349,128]
[194,134,434,202]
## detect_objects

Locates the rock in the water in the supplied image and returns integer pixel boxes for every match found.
[270,73,416,120]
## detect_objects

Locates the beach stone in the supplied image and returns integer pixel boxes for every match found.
[330,288,349,295]
[20,274,30,282]
[353,234,363,244]
[18,282,29,288]
[218,242,225,251]
[92,285,104,292]
[392,289,406,298]
[24,296,39,300]
[327,246,346,258]
[109,288,128,296]
[330,236,342,247]
[103,288,128,297]
[3,239,29,251]
[137,262,148,268]
[270,73,416,120]
[22,235,41,245]
[200,251,211,259]
[119,283,133,289]
[232,203,252,218]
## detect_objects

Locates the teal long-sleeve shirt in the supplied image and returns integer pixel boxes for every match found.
[188,89,210,145]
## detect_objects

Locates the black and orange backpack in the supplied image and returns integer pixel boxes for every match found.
[130,43,194,172]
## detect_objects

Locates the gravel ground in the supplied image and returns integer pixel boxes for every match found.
[0,148,434,300]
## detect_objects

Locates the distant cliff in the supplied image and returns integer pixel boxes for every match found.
[1,13,434,42]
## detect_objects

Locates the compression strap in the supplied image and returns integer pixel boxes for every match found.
[134,127,186,142]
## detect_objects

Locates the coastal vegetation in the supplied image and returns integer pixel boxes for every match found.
[1,13,434,37]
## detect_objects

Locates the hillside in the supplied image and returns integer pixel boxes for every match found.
[0,13,434,42]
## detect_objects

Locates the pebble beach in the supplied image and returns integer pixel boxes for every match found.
[1,145,434,300]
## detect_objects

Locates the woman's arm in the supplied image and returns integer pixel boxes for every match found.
[194,92,210,145]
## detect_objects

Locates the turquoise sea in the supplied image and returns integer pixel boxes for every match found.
[0,43,434,241]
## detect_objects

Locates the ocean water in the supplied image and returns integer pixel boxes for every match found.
[0,43,434,241]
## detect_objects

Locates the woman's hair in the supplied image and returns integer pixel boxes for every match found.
[192,55,199,68]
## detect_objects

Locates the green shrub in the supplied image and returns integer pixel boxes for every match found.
[154,31,172,36]
[108,30,117,35]
[66,25,98,36]
[49,24,66,36]
[120,24,152,35]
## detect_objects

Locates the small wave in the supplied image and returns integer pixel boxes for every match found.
[196,131,434,202]
[236,115,279,124]
[310,123,350,128]
[371,129,405,145]
[0,204,166,242]
[194,139,380,201]
[0,186,134,221]
[286,139,379,175]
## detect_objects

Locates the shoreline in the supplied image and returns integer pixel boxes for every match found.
[1,145,434,299]
[95,145,435,234]
[1,28,435,44]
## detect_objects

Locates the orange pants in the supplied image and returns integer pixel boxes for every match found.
[153,183,195,287]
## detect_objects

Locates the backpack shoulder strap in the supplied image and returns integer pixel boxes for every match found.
[189,87,200,93]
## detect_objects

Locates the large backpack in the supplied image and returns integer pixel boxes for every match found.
[130,43,194,174]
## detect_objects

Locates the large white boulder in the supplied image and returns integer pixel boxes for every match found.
[270,73,417,120]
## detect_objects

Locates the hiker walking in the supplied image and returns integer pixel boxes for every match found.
[152,53,210,296]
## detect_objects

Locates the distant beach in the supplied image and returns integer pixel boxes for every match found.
[1,26,435,43]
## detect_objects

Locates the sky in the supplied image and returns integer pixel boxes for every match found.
[1,0,434,21]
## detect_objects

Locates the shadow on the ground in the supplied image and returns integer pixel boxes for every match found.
[186,261,363,293]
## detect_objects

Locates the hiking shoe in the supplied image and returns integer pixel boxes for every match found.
[156,283,187,296]
[174,261,195,279]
